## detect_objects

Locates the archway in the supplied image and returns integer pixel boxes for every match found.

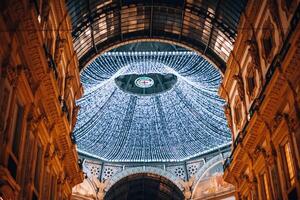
[191,155,234,199]
[105,166,184,191]
[104,173,184,200]
[66,0,247,72]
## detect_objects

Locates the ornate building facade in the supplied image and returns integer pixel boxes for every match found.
[222,0,300,199]
[0,0,83,199]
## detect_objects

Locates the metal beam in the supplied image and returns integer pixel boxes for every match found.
[178,0,186,41]
[204,0,221,55]
[149,0,154,37]
[87,0,98,54]
[119,0,123,41]
[184,161,189,181]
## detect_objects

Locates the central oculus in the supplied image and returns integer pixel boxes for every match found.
[134,76,154,88]
[115,73,177,96]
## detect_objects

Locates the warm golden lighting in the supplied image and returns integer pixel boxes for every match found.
[284,142,296,186]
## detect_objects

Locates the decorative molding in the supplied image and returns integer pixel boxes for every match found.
[233,74,245,101]
[192,154,223,189]
[105,166,184,191]
[224,103,234,134]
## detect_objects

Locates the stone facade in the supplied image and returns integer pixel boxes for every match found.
[72,150,234,200]
[0,0,83,199]
[221,0,300,199]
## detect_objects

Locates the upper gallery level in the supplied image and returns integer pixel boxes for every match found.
[219,0,300,142]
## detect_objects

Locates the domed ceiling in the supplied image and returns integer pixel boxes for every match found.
[74,42,231,162]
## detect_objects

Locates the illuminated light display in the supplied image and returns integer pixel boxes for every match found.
[74,51,231,162]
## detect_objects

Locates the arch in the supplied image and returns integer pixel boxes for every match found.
[106,166,184,191]
[105,173,184,200]
[191,154,235,199]
[78,39,221,73]
[192,154,224,190]
[66,0,247,72]
[72,178,98,199]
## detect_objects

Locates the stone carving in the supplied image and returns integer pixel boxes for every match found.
[6,64,23,88]
[245,37,260,69]
[284,114,297,133]
[44,143,52,167]
[224,104,233,130]
[179,176,195,200]
[93,177,109,200]
[71,105,80,130]
[271,113,283,132]
[245,36,263,87]
[72,179,96,199]
[233,74,245,101]
[55,37,67,64]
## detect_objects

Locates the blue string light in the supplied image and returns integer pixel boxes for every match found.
[74,51,231,162]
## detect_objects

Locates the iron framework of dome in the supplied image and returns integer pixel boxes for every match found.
[74,48,231,162]
[66,0,247,73]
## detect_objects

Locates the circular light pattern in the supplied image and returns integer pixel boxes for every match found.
[115,73,177,96]
[74,51,231,162]
[134,76,154,88]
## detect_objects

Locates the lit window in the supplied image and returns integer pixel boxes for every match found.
[12,104,24,158]
[260,173,270,200]
[283,142,296,187]
[37,15,41,23]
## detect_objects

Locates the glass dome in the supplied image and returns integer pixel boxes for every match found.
[74,43,231,162]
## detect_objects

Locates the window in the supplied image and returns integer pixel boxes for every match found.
[263,33,273,58]
[248,75,255,94]
[270,167,282,199]
[50,175,57,200]
[246,67,256,98]
[20,130,34,197]
[262,19,274,61]
[42,171,51,199]
[34,145,43,191]
[285,0,293,9]
[0,88,10,131]
[12,104,24,158]
[282,142,296,188]
[260,173,270,200]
